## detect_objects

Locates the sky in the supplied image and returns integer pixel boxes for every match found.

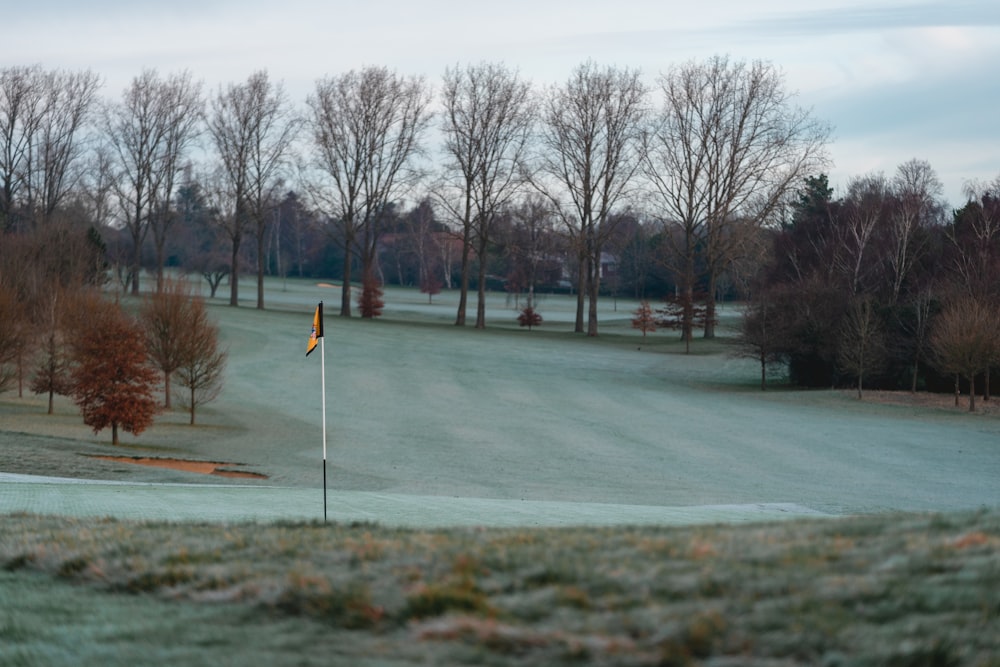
[7,0,1000,208]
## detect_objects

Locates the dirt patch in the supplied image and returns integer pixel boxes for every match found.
[94,456,268,480]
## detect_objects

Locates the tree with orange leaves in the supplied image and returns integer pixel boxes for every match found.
[70,296,158,445]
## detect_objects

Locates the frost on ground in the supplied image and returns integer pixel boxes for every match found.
[2,282,998,516]
[1,281,999,665]
[2,510,999,666]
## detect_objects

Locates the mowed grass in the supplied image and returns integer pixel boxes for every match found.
[2,276,1000,665]
[3,276,998,512]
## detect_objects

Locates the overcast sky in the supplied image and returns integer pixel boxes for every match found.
[8,0,999,207]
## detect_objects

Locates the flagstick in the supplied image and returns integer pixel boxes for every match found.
[321,334,327,523]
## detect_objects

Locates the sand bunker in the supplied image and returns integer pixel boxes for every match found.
[96,456,268,479]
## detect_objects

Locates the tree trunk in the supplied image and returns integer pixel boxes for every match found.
[164,372,172,409]
[682,241,695,353]
[190,386,196,425]
[131,236,142,296]
[683,282,693,356]
[587,254,599,337]
[340,238,353,317]
[857,348,865,399]
[969,374,976,412]
[760,354,767,391]
[229,231,241,307]
[475,255,487,329]
[256,234,266,310]
[704,272,717,338]
[574,252,587,334]
[455,227,471,326]
[155,240,166,294]
[112,422,119,446]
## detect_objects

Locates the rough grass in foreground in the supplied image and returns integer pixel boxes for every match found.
[2,511,1000,666]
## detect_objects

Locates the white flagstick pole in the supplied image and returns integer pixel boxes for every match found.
[321,333,327,523]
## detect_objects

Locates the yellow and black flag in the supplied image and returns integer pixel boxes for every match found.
[306,302,323,356]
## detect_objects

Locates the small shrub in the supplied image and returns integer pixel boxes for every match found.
[357,272,385,319]
[632,300,657,338]
[517,306,542,330]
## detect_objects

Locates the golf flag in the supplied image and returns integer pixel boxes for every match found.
[306,301,328,521]
[306,302,323,356]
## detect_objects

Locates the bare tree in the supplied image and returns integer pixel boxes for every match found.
[28,68,102,225]
[175,295,227,425]
[536,61,647,336]
[643,56,829,339]
[886,159,943,304]
[207,70,298,309]
[898,287,937,393]
[949,176,1000,302]
[103,69,202,295]
[1,65,46,231]
[835,174,892,296]
[438,62,535,328]
[838,295,886,399]
[505,194,559,311]
[0,66,101,231]
[307,66,431,317]
[28,286,75,413]
[140,277,192,409]
[930,296,1000,412]
[401,198,441,297]
[147,73,202,293]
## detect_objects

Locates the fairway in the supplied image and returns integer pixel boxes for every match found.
[2,276,999,525]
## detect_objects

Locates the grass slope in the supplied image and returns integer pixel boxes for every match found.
[4,277,997,513]
[2,510,999,666]
[2,277,1000,665]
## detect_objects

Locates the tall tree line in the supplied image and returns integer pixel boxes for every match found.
[736,166,1000,405]
[3,60,997,366]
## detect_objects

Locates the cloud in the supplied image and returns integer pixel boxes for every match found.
[735,0,1000,36]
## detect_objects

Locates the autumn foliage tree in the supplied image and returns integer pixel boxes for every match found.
[420,272,442,304]
[930,296,1000,412]
[140,278,227,421]
[357,270,385,319]
[0,283,24,393]
[140,278,194,408]
[517,306,542,331]
[70,296,158,445]
[175,298,227,425]
[631,301,657,339]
